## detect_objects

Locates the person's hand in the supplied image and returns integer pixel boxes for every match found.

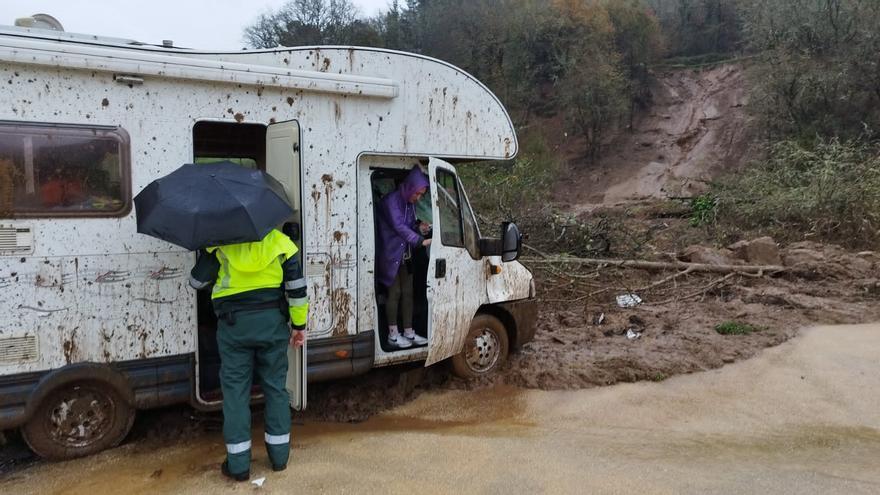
[422,238,432,247]
[289,329,306,348]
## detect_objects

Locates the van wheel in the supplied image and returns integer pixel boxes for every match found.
[451,314,509,379]
[22,380,135,460]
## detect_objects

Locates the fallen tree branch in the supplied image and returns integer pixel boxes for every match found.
[523,243,552,259]
[523,257,786,275]
[644,273,737,306]
[636,266,695,292]
[544,286,611,304]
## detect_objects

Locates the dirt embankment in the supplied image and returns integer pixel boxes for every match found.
[559,64,753,209]
[519,63,880,390]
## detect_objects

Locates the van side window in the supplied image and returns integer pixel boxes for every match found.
[458,179,481,259]
[0,121,131,218]
[436,169,464,247]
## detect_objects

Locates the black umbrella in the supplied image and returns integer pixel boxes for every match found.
[134,162,294,250]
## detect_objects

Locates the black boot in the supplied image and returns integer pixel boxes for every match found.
[221,461,250,482]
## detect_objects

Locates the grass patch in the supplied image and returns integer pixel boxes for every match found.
[650,372,668,382]
[714,321,763,335]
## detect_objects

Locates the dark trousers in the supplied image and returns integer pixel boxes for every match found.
[386,265,413,329]
[217,308,291,473]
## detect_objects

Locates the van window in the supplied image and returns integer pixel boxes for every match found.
[436,169,464,247]
[458,179,481,259]
[0,121,130,218]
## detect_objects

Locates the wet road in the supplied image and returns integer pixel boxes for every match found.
[3,324,880,494]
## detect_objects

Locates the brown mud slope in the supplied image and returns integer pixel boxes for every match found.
[559,64,752,208]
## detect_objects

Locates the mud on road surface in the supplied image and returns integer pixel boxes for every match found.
[505,241,880,390]
[4,324,880,494]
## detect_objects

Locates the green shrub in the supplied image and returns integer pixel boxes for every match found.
[457,134,628,257]
[711,138,880,248]
[715,321,763,335]
[457,132,560,226]
[689,194,718,227]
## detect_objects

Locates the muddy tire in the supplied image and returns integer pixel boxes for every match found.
[451,314,509,379]
[22,380,135,460]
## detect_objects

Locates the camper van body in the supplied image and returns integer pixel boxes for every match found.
[0,24,536,458]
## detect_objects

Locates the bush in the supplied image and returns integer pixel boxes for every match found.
[711,138,880,248]
[458,134,627,257]
[457,133,560,225]
[689,193,718,227]
[715,321,763,335]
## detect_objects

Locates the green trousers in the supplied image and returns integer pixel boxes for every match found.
[217,307,291,474]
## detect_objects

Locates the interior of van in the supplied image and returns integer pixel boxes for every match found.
[370,167,430,352]
[192,120,268,401]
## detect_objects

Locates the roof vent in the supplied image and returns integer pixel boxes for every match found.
[14,13,65,32]
[162,40,174,48]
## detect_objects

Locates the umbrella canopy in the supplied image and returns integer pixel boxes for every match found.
[134,162,294,250]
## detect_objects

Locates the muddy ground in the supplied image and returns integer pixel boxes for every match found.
[6,324,880,494]
[3,236,878,475]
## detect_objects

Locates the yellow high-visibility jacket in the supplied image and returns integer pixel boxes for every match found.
[189,229,309,329]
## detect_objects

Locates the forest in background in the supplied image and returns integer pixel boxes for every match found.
[246,0,880,249]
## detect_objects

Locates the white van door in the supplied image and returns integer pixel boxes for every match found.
[425,158,486,366]
[266,120,306,410]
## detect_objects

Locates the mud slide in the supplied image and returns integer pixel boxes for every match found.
[561,64,752,208]
[4,324,879,494]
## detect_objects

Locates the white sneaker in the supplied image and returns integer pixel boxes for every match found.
[404,331,428,346]
[387,333,413,349]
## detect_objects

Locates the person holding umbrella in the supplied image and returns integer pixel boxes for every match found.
[189,227,307,481]
[134,162,308,481]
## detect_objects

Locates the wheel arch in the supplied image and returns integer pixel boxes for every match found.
[24,363,136,419]
[476,304,518,349]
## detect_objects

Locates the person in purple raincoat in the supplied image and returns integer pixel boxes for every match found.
[376,166,432,349]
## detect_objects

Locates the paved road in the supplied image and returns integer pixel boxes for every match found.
[4,324,880,494]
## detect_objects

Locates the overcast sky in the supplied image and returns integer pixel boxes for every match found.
[3,0,393,49]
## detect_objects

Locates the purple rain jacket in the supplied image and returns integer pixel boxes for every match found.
[376,167,430,288]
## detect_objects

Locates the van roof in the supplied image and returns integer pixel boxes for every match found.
[0,24,519,160]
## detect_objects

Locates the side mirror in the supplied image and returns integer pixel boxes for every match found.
[501,222,522,262]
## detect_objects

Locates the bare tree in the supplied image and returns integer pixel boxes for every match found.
[243,0,364,48]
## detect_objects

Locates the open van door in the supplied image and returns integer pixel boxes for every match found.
[266,120,307,410]
[425,158,485,366]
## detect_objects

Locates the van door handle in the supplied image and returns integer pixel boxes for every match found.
[435,259,446,278]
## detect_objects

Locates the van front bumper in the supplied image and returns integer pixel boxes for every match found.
[497,297,538,349]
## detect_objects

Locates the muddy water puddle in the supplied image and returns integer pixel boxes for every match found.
[299,384,535,444]
[3,385,535,495]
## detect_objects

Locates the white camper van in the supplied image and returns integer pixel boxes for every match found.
[0,17,537,459]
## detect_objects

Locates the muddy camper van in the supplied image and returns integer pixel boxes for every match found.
[0,18,537,459]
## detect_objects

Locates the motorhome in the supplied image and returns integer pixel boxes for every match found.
[0,15,536,459]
